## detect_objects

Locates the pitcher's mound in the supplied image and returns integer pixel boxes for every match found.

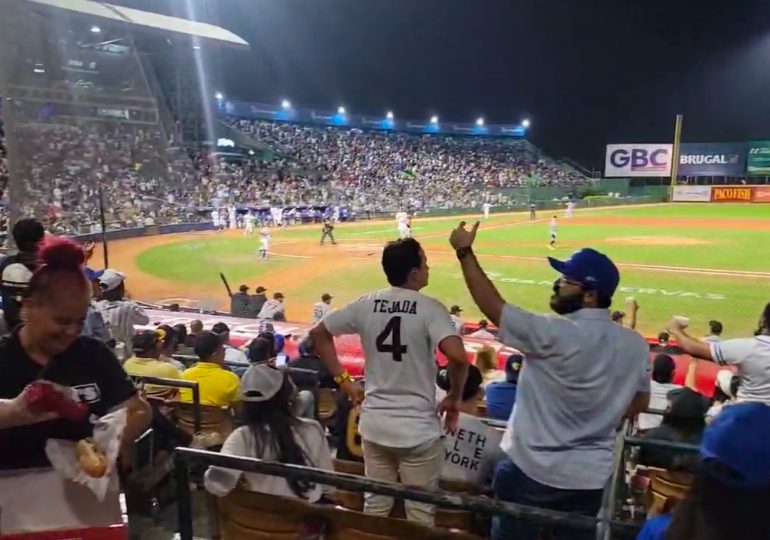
[605,236,709,246]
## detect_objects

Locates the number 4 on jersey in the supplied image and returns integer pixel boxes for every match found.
[376,316,408,362]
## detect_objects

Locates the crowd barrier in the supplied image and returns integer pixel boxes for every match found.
[173,447,642,539]
[672,184,770,203]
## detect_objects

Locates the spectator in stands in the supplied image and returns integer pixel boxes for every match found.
[636,403,770,540]
[186,319,203,347]
[638,387,708,473]
[258,292,286,321]
[173,323,195,356]
[638,354,683,431]
[475,345,504,386]
[0,237,150,469]
[611,310,625,324]
[123,330,182,398]
[485,354,523,421]
[0,217,44,329]
[651,331,683,355]
[290,335,335,389]
[706,370,740,421]
[96,269,150,360]
[154,324,186,371]
[450,305,465,334]
[249,286,268,317]
[180,331,241,409]
[437,364,503,488]
[667,303,770,406]
[204,363,333,502]
[212,322,248,366]
[81,278,112,345]
[450,222,650,540]
[469,319,496,340]
[704,320,723,342]
[230,284,251,318]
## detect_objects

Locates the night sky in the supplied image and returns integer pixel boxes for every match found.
[133,0,770,169]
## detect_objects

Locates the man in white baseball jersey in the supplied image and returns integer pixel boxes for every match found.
[310,237,470,525]
[211,208,221,230]
[549,215,558,250]
[258,292,286,322]
[243,212,255,235]
[482,202,491,220]
[566,200,576,218]
[396,211,411,239]
[259,227,270,261]
[228,205,237,230]
[312,293,333,324]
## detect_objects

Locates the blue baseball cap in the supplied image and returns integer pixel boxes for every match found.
[548,248,620,298]
[700,402,770,489]
[84,267,105,281]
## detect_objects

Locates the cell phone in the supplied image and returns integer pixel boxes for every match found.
[274,353,288,367]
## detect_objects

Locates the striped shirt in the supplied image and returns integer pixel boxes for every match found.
[95,299,150,357]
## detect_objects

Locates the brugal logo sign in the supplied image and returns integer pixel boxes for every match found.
[605,144,673,177]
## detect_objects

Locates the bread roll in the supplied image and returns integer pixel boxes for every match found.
[76,438,107,477]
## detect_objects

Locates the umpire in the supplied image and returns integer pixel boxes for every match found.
[320,219,336,245]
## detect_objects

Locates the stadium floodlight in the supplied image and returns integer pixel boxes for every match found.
[430,115,439,124]
[281,99,291,109]
[476,117,485,126]
[522,118,531,128]
[338,106,346,115]
[248,149,255,156]
[90,25,101,33]
[386,111,394,120]
[215,91,224,100]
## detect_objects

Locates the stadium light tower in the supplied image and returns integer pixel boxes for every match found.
[215,91,224,100]
[430,115,439,124]
[386,111,394,120]
[90,25,101,33]
[476,117,485,126]
[282,99,291,109]
[338,106,346,115]
[522,118,531,128]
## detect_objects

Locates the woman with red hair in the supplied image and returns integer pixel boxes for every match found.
[0,237,150,468]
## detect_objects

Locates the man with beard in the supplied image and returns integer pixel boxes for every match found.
[449,221,649,540]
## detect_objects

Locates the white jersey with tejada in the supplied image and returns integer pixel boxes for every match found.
[710,336,770,405]
[322,287,458,448]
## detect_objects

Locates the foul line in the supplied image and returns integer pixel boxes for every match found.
[270,251,314,259]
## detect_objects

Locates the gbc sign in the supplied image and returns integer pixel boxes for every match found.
[605,144,672,177]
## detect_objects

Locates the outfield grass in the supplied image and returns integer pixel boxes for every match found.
[134,203,770,337]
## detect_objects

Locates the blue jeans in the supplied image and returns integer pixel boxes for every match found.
[491,457,603,540]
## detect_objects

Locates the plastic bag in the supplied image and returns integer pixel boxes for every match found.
[45,408,127,501]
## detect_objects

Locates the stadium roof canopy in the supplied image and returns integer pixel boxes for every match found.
[24,0,249,48]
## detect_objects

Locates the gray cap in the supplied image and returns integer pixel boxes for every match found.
[241,363,284,402]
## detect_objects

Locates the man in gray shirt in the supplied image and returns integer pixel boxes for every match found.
[450,221,650,540]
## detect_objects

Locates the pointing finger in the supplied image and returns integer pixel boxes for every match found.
[471,221,480,237]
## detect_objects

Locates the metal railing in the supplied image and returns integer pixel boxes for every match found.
[172,448,641,540]
[132,375,202,434]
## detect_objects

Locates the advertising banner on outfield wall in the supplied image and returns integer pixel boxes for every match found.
[672,185,712,202]
[747,141,770,175]
[711,186,754,202]
[605,144,672,177]
[753,186,770,202]
[678,143,747,176]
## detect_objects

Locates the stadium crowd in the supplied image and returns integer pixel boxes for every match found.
[0,106,587,238]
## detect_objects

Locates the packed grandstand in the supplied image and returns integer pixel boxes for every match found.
[1,3,769,540]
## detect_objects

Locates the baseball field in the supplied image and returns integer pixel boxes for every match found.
[104,203,770,337]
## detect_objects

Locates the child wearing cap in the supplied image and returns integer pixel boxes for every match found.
[636,402,770,540]
[204,363,333,502]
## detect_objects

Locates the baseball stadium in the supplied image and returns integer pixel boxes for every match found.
[1,1,770,540]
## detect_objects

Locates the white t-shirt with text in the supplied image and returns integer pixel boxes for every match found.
[442,413,502,485]
[322,287,458,448]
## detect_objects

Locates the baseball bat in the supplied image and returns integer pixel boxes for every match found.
[220,272,233,298]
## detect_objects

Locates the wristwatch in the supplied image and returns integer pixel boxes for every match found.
[455,246,473,260]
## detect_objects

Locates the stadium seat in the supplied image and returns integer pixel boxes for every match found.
[645,470,695,517]
[317,388,338,425]
[333,459,365,511]
[174,402,234,444]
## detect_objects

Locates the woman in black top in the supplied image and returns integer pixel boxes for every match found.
[0,236,150,470]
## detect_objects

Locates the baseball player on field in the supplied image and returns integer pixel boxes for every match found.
[312,293,334,324]
[310,237,470,525]
[259,227,270,260]
[566,200,576,218]
[396,211,411,239]
[549,215,558,249]
[482,201,491,220]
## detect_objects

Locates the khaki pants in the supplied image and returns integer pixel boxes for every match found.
[362,438,443,525]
